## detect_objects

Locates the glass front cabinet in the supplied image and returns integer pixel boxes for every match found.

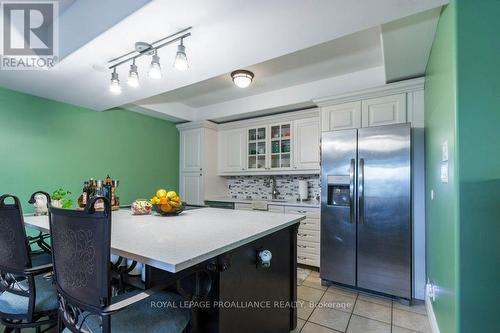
[247,123,292,171]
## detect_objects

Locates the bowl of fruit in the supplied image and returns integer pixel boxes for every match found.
[150,189,185,216]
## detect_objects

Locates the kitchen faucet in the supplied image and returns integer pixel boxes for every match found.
[271,176,280,199]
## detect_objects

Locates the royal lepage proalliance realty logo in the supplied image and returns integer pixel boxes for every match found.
[1,0,58,70]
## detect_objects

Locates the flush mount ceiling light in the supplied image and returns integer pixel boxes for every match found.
[231,70,254,88]
[107,27,192,95]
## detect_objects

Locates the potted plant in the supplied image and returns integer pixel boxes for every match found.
[51,188,73,209]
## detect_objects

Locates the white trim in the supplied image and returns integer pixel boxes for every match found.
[218,169,319,177]
[176,120,218,131]
[426,284,441,333]
[313,77,425,107]
[217,108,320,130]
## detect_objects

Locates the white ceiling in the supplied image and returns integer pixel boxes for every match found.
[0,0,448,122]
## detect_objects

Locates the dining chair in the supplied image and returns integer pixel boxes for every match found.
[49,196,190,333]
[0,194,58,332]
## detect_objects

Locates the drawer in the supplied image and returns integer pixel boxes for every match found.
[297,229,320,243]
[299,218,320,231]
[285,206,320,219]
[297,251,319,267]
[234,203,253,211]
[268,205,285,213]
[297,240,320,254]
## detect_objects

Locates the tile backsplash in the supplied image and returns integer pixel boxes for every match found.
[226,175,320,201]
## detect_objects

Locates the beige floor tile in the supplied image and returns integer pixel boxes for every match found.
[347,315,391,333]
[291,318,306,333]
[357,292,392,306]
[298,285,325,303]
[393,301,427,315]
[392,325,420,333]
[326,285,358,298]
[302,275,328,291]
[393,308,432,333]
[353,299,391,323]
[319,290,357,313]
[301,322,342,333]
[297,298,316,320]
[309,306,351,332]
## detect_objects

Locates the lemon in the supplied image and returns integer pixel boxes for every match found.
[167,191,177,199]
[156,189,167,198]
[171,196,181,203]
[170,200,181,208]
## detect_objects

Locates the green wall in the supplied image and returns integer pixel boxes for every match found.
[455,0,500,332]
[425,1,500,332]
[424,3,459,332]
[0,87,179,213]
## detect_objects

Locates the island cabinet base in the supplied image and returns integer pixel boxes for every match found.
[147,224,299,333]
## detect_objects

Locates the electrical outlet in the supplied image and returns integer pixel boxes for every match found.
[426,282,436,302]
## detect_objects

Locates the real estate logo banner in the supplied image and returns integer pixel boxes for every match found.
[0,0,59,70]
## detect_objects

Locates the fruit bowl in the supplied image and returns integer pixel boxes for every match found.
[152,202,186,216]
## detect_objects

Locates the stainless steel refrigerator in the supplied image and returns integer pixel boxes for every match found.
[320,123,411,300]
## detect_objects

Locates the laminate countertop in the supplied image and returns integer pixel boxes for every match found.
[24,207,304,273]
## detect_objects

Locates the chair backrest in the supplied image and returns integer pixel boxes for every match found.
[49,196,112,314]
[0,194,32,274]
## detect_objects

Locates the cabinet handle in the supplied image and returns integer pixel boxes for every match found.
[298,210,307,213]
[298,245,307,248]
[298,256,308,260]
[200,168,202,171]
[200,174,202,176]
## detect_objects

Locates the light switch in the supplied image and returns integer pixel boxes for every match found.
[442,141,449,162]
[440,163,449,183]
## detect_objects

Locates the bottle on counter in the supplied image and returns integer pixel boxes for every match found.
[104,175,112,205]
[95,179,104,209]
[82,181,89,205]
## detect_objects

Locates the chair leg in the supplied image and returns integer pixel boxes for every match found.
[3,327,14,333]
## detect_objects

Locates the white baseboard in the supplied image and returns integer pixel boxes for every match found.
[425,284,441,333]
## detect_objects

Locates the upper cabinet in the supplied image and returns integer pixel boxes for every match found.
[180,128,203,172]
[294,118,320,170]
[317,78,424,132]
[321,101,361,131]
[361,93,406,127]
[218,128,246,173]
[216,109,320,175]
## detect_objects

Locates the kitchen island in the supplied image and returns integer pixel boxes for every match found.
[24,207,304,333]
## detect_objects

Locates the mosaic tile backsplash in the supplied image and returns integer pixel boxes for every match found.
[226,175,320,201]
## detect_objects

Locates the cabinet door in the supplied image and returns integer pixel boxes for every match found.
[269,123,292,170]
[293,118,320,170]
[361,93,407,127]
[180,172,203,205]
[218,129,246,173]
[321,101,361,131]
[247,126,268,170]
[180,128,203,172]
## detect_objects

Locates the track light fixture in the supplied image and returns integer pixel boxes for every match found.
[107,27,192,95]
[149,50,162,79]
[173,38,189,71]
[109,68,121,94]
[128,59,139,87]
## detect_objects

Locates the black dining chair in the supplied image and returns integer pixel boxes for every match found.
[49,196,190,333]
[0,194,58,333]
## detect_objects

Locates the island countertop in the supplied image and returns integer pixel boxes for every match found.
[24,207,304,273]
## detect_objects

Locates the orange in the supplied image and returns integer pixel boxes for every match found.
[160,203,172,213]
[159,197,168,205]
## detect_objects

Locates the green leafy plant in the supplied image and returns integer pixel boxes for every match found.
[51,188,73,209]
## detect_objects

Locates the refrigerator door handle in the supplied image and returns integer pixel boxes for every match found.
[349,158,355,224]
[359,158,365,225]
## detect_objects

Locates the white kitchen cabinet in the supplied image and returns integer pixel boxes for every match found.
[177,121,226,206]
[321,101,361,131]
[269,122,292,170]
[180,128,203,172]
[361,93,407,127]
[247,126,268,171]
[179,172,203,206]
[218,128,247,173]
[293,117,320,170]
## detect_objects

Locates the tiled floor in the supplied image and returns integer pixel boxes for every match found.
[1,268,430,333]
[294,268,432,333]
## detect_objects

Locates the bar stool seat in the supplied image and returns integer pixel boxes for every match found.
[62,291,189,333]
